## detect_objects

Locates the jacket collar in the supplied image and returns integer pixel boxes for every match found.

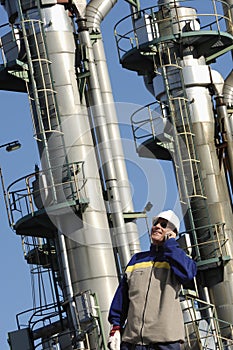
[150,243,164,254]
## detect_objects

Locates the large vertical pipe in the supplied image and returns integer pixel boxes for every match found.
[184,64,233,333]
[153,47,233,339]
[86,0,141,255]
[36,4,119,334]
[4,1,119,335]
[150,1,233,333]
[77,18,131,270]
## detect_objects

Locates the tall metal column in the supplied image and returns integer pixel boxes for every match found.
[3,0,119,337]
[86,0,141,255]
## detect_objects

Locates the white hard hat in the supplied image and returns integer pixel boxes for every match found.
[152,210,180,232]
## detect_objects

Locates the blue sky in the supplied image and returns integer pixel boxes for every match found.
[0,1,232,349]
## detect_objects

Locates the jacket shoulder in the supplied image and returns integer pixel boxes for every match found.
[128,251,151,264]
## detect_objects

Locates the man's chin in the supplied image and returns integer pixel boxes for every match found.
[152,233,163,240]
[152,238,164,245]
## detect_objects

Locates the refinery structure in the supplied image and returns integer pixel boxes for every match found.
[0,0,233,349]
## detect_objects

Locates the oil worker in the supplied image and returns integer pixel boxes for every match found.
[107,210,197,350]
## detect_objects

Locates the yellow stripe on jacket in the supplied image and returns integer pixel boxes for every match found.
[126,261,170,272]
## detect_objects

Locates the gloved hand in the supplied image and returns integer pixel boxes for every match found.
[108,325,121,350]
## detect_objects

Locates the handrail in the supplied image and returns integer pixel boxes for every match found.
[131,99,229,265]
[182,293,233,348]
[5,161,87,228]
[16,301,63,329]
[180,222,229,263]
[114,0,232,61]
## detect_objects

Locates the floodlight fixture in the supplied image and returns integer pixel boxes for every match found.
[0,140,21,152]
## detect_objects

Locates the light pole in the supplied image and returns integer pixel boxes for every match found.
[0,140,21,225]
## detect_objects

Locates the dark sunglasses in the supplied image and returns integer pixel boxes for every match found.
[153,220,168,228]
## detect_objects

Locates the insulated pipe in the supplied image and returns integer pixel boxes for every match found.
[78,20,131,270]
[86,0,141,255]
[85,0,116,32]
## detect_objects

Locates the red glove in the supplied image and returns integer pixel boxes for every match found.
[108,325,121,350]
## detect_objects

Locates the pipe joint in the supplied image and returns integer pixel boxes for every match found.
[215,95,225,107]
[76,17,88,32]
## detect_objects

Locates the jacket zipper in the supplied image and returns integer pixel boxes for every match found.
[139,258,156,345]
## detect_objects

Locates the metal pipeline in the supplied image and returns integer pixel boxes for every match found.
[85,0,117,32]
[56,230,80,333]
[77,18,131,270]
[86,0,141,255]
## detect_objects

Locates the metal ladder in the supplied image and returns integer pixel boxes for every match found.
[131,41,230,267]
[16,1,62,141]
[16,1,87,209]
[154,42,229,266]
[181,289,233,349]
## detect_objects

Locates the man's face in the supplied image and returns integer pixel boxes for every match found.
[151,218,176,245]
